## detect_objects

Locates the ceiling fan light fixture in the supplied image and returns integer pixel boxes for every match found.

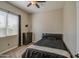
[27,1,46,8]
[31,1,37,5]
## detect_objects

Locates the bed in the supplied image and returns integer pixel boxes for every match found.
[22,33,71,58]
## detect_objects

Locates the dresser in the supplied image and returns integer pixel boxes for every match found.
[23,32,32,45]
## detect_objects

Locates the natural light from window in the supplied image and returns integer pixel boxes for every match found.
[0,10,18,37]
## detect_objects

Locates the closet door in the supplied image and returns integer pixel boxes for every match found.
[76,2,79,55]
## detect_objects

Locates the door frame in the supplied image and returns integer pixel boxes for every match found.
[18,15,21,46]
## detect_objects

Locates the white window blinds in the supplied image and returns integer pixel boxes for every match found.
[0,10,19,37]
[7,13,18,36]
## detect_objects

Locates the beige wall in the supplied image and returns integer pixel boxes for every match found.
[28,15,32,32]
[0,2,30,53]
[63,1,76,57]
[32,9,63,42]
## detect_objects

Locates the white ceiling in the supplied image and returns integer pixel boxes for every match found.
[8,1,65,13]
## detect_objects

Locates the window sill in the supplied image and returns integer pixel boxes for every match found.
[7,34,18,37]
[0,35,18,39]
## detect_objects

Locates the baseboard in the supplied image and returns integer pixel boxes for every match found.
[0,45,18,55]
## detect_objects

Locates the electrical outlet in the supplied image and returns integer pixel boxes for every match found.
[8,43,10,46]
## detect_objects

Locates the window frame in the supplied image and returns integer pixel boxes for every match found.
[0,9,19,38]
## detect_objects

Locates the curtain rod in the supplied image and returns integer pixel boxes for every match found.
[0,8,19,16]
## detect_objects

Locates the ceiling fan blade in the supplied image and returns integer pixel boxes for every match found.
[35,3,40,8]
[27,3,32,7]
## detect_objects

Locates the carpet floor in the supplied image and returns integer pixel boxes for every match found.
[1,43,33,58]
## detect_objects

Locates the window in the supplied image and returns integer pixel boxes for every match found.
[7,13,18,36]
[0,10,19,37]
[0,11,7,37]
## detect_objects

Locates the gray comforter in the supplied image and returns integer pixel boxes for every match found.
[22,38,70,58]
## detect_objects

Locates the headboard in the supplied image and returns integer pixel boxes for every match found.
[42,33,63,40]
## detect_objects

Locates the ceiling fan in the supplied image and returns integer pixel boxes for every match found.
[27,1,46,8]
